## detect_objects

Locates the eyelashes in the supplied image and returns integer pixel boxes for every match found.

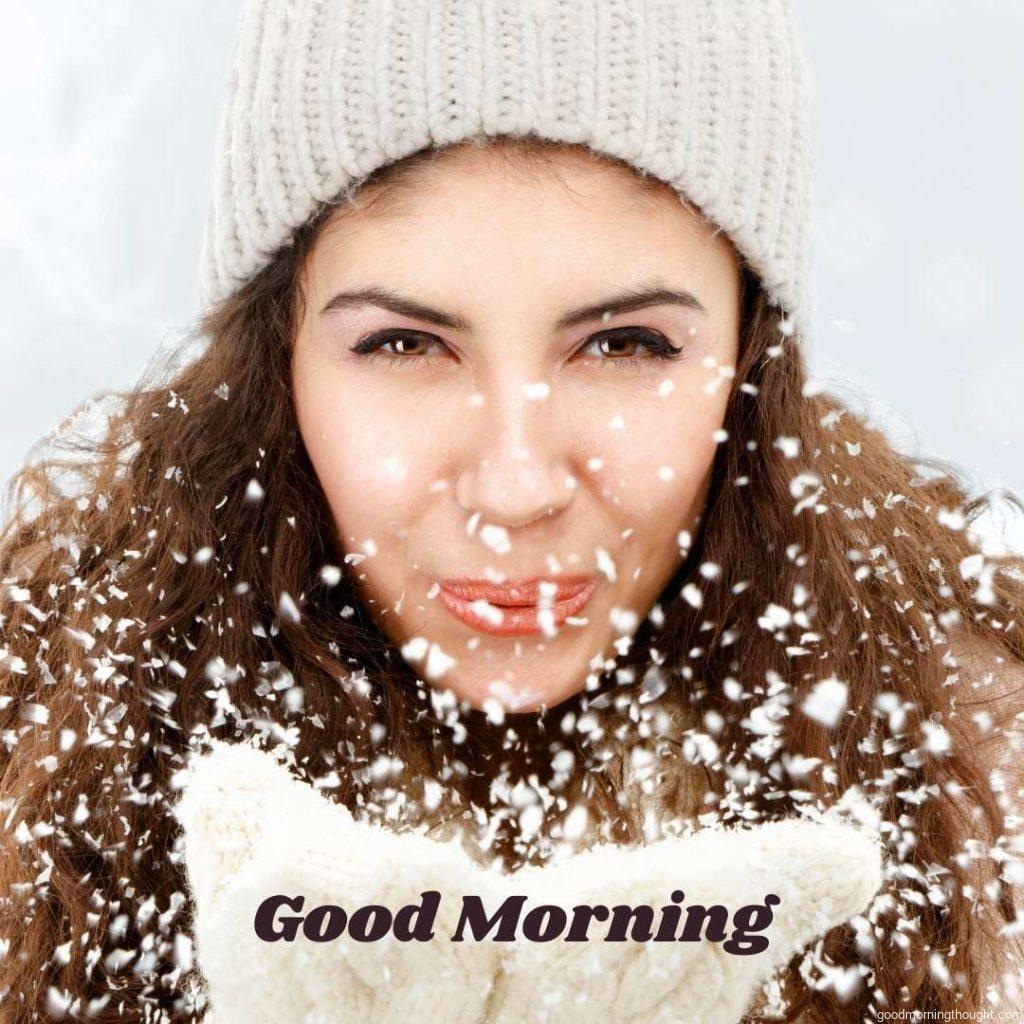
[349,330,443,362]
[348,327,686,369]
[577,328,685,364]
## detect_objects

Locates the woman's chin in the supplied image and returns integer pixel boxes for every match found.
[444,672,586,717]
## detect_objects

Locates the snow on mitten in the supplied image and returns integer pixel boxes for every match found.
[490,815,882,1023]
[174,740,505,1024]
[174,741,883,1024]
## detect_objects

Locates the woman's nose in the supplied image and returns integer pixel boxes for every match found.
[453,384,576,530]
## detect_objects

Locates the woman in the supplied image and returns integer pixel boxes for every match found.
[2,1,1023,1020]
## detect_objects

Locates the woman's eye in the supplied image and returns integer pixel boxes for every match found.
[349,330,449,363]
[576,328,684,365]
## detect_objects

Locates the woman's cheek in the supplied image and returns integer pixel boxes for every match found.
[298,382,445,541]
[588,388,725,520]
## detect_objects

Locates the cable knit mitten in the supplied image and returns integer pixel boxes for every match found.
[174,740,884,1024]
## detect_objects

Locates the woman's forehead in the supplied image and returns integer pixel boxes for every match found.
[312,181,732,305]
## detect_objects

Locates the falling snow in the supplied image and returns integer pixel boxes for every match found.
[801,677,849,729]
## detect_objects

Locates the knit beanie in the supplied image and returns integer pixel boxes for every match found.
[199,0,814,336]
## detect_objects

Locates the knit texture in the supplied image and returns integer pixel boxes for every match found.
[174,740,883,1024]
[199,0,814,335]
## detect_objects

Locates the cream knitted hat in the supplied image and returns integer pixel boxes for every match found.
[199,0,814,334]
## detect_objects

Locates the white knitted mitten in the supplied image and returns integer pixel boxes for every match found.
[174,741,883,1024]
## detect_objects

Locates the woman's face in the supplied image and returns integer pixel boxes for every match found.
[292,144,742,714]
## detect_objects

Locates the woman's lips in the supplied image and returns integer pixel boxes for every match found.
[436,576,599,636]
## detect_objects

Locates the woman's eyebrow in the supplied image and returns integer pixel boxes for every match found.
[553,285,707,329]
[319,282,707,331]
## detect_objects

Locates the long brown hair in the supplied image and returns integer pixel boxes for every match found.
[2,138,1023,1021]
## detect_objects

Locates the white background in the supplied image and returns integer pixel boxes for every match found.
[1,1,1022,550]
